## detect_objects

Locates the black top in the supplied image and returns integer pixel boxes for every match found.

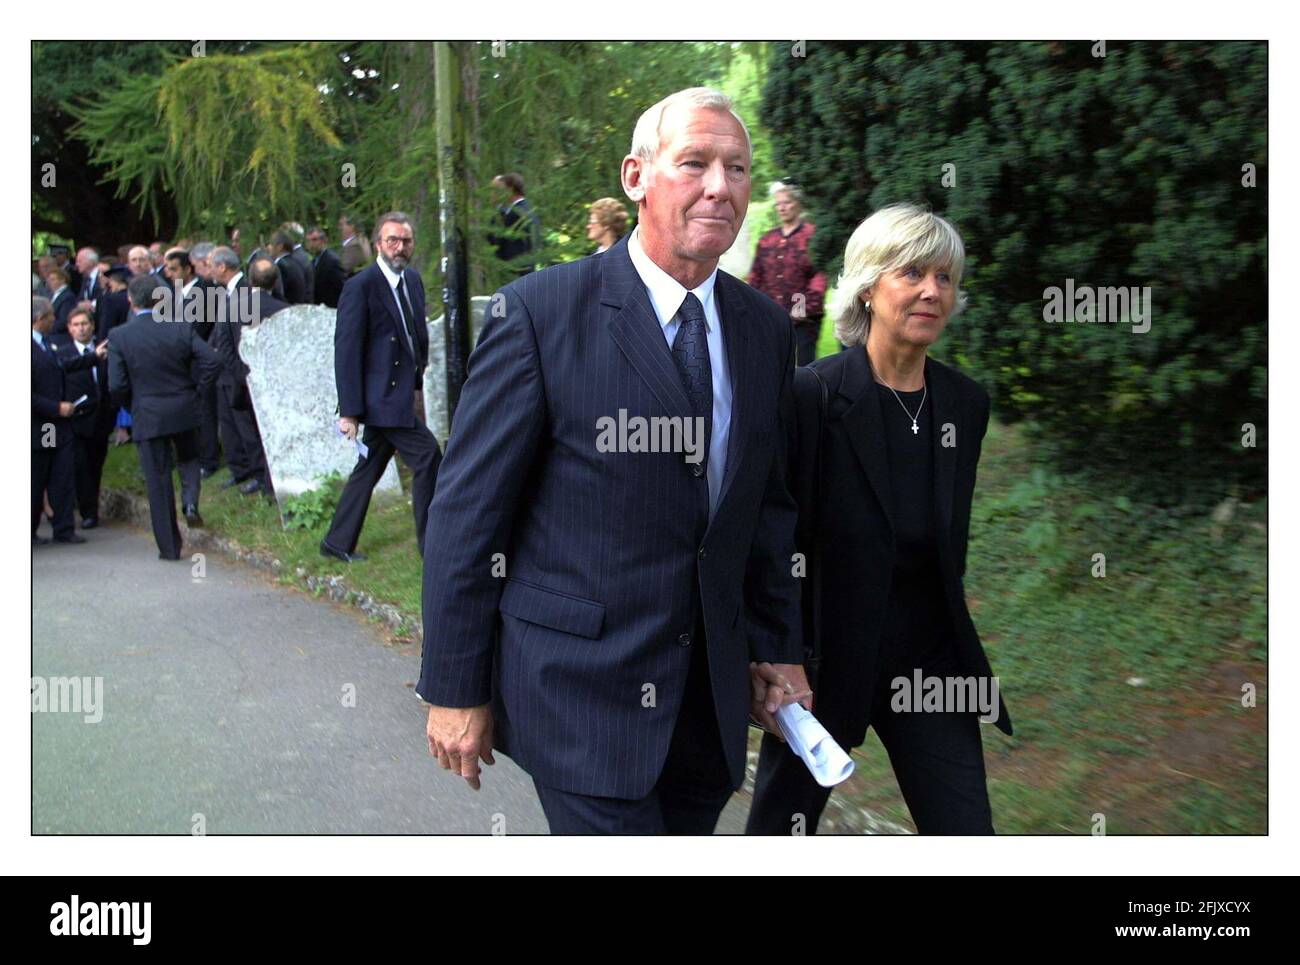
[874,381,956,675]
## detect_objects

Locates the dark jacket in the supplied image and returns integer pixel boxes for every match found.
[291,246,315,304]
[312,247,346,308]
[107,310,220,442]
[333,262,428,428]
[57,339,114,440]
[416,233,803,798]
[32,336,97,449]
[275,253,308,305]
[791,347,1012,744]
[96,289,130,341]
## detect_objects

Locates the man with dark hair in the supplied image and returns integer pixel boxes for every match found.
[321,211,442,562]
[96,265,133,342]
[182,242,223,476]
[338,214,372,276]
[108,275,221,558]
[58,307,114,528]
[267,230,308,304]
[282,222,315,305]
[33,296,104,545]
[490,172,542,276]
[45,266,76,338]
[305,226,346,308]
[208,246,272,496]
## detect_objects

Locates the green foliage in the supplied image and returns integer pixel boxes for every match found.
[762,42,1266,499]
[282,474,345,531]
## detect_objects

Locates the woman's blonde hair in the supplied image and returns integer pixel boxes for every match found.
[829,203,968,347]
[589,197,630,238]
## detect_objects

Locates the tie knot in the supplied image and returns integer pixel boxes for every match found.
[678,292,705,327]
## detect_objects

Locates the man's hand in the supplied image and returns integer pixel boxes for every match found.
[94,340,109,359]
[113,427,130,446]
[749,662,813,740]
[58,401,75,417]
[338,416,359,442]
[426,704,495,790]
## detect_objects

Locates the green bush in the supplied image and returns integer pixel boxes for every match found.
[282,473,345,531]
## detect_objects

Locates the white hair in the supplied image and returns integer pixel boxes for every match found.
[769,181,802,203]
[829,203,968,348]
[629,87,752,163]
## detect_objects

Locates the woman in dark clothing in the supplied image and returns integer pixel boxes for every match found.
[746,203,1012,835]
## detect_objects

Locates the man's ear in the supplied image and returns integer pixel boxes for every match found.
[621,155,647,203]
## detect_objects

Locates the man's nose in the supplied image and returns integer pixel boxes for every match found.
[701,159,732,199]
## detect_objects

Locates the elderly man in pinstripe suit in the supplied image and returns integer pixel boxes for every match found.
[418,88,811,834]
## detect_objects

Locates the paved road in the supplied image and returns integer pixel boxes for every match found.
[32,520,751,834]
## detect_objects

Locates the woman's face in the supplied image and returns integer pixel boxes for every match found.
[865,263,955,349]
[587,214,604,241]
[773,191,801,224]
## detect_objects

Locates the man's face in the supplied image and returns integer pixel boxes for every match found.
[149,243,164,266]
[68,314,94,345]
[34,311,54,335]
[165,258,192,285]
[191,256,210,280]
[629,106,750,266]
[75,250,94,273]
[45,272,63,292]
[128,248,152,276]
[338,218,353,239]
[376,221,414,271]
[306,232,326,254]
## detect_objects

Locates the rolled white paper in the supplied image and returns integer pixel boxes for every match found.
[774,703,855,787]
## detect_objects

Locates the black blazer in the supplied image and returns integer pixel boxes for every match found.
[107,310,220,442]
[50,287,76,335]
[57,340,114,440]
[291,246,315,304]
[210,276,256,388]
[32,337,97,449]
[333,262,427,428]
[312,248,346,308]
[793,346,1012,744]
[416,233,803,799]
[96,289,130,341]
[275,253,308,305]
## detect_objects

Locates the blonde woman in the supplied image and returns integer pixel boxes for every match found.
[746,203,1012,835]
[586,197,629,254]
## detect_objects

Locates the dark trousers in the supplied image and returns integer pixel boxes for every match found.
[533,621,735,834]
[136,430,201,560]
[794,321,820,367]
[72,431,109,522]
[33,443,76,539]
[746,630,995,835]
[217,382,267,485]
[198,381,221,472]
[323,422,441,556]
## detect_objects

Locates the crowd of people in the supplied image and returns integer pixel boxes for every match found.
[31,220,369,556]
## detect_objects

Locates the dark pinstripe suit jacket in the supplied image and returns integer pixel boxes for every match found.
[417,233,804,799]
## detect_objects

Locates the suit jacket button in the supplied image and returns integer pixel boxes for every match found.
[391,336,397,342]
[394,359,400,366]
[390,380,397,387]
[678,633,691,647]
[691,462,705,477]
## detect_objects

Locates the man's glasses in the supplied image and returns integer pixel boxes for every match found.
[382,236,414,247]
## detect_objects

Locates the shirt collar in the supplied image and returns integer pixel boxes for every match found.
[32,330,44,347]
[626,227,718,333]
[376,256,403,289]
[182,277,198,297]
[225,271,243,294]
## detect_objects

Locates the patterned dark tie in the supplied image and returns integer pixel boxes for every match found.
[671,292,712,472]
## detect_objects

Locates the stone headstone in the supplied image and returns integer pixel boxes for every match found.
[240,304,401,510]
[424,296,491,445]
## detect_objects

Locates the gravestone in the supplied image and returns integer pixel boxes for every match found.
[424,296,491,445]
[240,304,402,510]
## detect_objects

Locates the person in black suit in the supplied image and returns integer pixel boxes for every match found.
[108,275,221,559]
[32,297,103,545]
[746,204,1013,836]
[58,307,115,529]
[417,89,810,834]
[95,266,132,340]
[283,223,315,305]
[46,267,76,338]
[489,172,542,276]
[246,257,292,319]
[268,231,309,305]
[166,248,223,475]
[76,248,103,306]
[305,226,345,308]
[321,211,442,563]
[208,246,273,496]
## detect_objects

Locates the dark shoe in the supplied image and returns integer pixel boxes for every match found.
[184,506,204,528]
[200,466,219,479]
[53,534,87,544]
[81,517,99,530]
[320,541,367,563]
[238,478,264,495]
[221,475,248,491]
[159,552,181,561]
[33,535,50,545]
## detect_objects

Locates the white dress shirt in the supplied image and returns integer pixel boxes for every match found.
[626,226,732,517]
[375,256,417,356]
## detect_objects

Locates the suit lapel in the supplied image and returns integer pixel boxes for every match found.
[927,357,957,543]
[713,273,752,515]
[602,238,693,422]
[838,346,897,533]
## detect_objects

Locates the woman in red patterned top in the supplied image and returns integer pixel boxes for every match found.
[747,182,828,366]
